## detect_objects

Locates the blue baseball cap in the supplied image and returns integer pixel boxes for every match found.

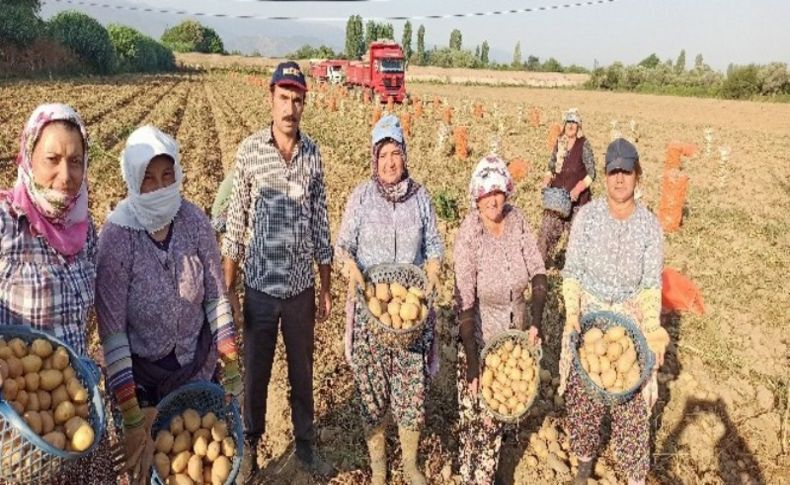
[372,114,404,146]
[605,138,639,173]
[270,61,308,92]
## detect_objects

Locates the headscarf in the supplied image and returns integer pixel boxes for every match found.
[557,107,584,173]
[468,155,514,204]
[370,114,420,203]
[1,103,90,257]
[106,125,183,233]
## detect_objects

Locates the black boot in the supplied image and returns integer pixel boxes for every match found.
[295,440,333,477]
[237,437,260,484]
[574,459,593,485]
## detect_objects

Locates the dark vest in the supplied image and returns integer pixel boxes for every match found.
[550,136,591,207]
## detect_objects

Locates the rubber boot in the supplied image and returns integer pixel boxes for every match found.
[365,425,387,485]
[398,426,426,485]
[237,436,260,484]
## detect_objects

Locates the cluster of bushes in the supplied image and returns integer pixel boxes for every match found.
[161,20,224,54]
[586,53,790,99]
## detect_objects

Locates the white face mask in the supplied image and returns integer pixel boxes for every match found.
[129,183,182,234]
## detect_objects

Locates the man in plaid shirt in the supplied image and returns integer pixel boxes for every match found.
[222,61,333,480]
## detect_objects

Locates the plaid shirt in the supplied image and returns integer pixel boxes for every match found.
[0,200,96,356]
[222,127,333,299]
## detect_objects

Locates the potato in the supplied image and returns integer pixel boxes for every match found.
[193,428,211,445]
[481,369,494,387]
[587,355,600,375]
[3,378,19,401]
[37,390,52,411]
[605,326,626,342]
[404,292,421,307]
[170,415,185,435]
[38,369,63,392]
[62,366,76,382]
[211,455,231,484]
[374,283,391,302]
[182,409,201,433]
[75,403,89,419]
[54,400,75,424]
[16,389,28,409]
[387,300,401,317]
[511,344,522,359]
[24,372,40,393]
[593,339,608,357]
[390,282,408,299]
[8,338,28,358]
[154,452,171,479]
[52,347,70,371]
[64,416,86,438]
[43,431,66,450]
[598,356,611,373]
[211,420,228,442]
[419,304,429,321]
[606,342,623,361]
[601,369,617,389]
[626,366,641,388]
[193,434,209,457]
[69,419,94,452]
[40,411,55,434]
[367,297,383,317]
[399,302,419,321]
[10,401,24,415]
[26,391,40,412]
[590,373,603,388]
[484,353,500,369]
[364,283,375,300]
[205,441,221,462]
[6,356,23,379]
[221,437,235,458]
[402,319,414,329]
[66,378,88,403]
[583,328,604,346]
[187,454,204,483]
[169,473,194,485]
[51,385,69,409]
[391,314,403,330]
[0,346,11,359]
[0,360,8,381]
[156,430,175,454]
[201,412,217,430]
[23,411,42,435]
[616,349,637,373]
[379,313,392,326]
[173,430,192,454]
[171,450,191,474]
[31,339,53,359]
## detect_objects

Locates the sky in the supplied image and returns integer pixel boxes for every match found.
[40,0,790,70]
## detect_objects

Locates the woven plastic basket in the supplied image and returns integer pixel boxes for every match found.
[569,311,655,406]
[479,330,542,424]
[150,381,243,485]
[0,325,106,484]
[541,187,572,218]
[356,263,434,349]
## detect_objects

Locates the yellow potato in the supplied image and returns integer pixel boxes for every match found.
[172,430,192,454]
[17,389,29,409]
[605,326,626,342]
[616,348,637,373]
[182,409,201,433]
[170,415,185,435]
[52,347,70,371]
[43,431,66,450]
[391,314,403,330]
[205,441,221,462]
[606,342,623,361]
[212,455,231,484]
[593,339,608,357]
[193,435,209,457]
[601,369,617,389]
[154,452,171,479]
[598,356,611,373]
[3,378,19,401]
[31,339,53,359]
[40,410,54,434]
[21,355,43,375]
[367,297,383,317]
[66,378,88,403]
[211,420,228,442]
[374,283,391,302]
[10,401,24,415]
[6,356,23,379]
[62,366,76,382]
[0,346,12,360]
[511,344,522,359]
[408,286,423,298]
[379,313,392,326]
[221,437,236,458]
[36,390,53,411]
[8,338,28,358]
[399,302,419,321]
[192,428,211,446]
[171,450,191,474]
[51,385,69,409]
[387,300,401,317]
[590,373,603,389]
[481,369,494,387]
[66,417,94,452]
[583,328,604,346]
[155,430,175,454]
[39,369,63,391]
[364,283,375,300]
[23,410,42,434]
[75,403,89,419]
[168,474,194,485]
[481,387,493,403]
[626,366,641,388]
[26,391,40,412]
[390,282,408,299]
[485,353,500,369]
[404,292,421,307]
[187,454,203,483]
[0,360,8,381]
[201,412,217,430]
[401,318,414,329]
[420,304,429,321]
[587,355,600,375]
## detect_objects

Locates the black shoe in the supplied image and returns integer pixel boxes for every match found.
[295,442,333,477]
[237,439,260,484]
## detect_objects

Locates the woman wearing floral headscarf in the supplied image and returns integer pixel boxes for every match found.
[336,114,443,485]
[538,108,596,265]
[0,103,116,483]
[95,125,241,484]
[453,156,547,484]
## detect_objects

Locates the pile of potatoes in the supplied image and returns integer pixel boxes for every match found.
[0,337,94,453]
[480,339,539,417]
[578,326,641,393]
[153,408,236,485]
[365,281,428,331]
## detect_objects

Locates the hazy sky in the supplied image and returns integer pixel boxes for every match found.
[42,0,789,69]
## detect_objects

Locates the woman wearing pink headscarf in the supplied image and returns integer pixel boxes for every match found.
[0,104,116,483]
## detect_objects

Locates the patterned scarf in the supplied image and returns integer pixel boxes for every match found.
[1,104,89,257]
[371,138,421,203]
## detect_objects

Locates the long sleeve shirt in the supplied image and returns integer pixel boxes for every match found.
[222,127,333,299]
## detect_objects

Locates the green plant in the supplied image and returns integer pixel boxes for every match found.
[108,24,174,73]
[433,190,459,223]
[0,4,42,46]
[161,20,224,54]
[47,11,116,73]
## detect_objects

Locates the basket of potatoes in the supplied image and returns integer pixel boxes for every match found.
[356,263,433,349]
[479,330,542,423]
[0,325,106,483]
[150,381,243,485]
[571,311,655,406]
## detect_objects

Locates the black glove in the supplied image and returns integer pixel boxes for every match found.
[526,274,548,338]
[458,309,479,383]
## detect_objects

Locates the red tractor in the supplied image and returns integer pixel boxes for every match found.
[308,59,350,85]
[345,40,407,104]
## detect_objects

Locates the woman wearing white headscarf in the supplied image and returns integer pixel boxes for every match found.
[95,125,241,484]
[453,156,547,484]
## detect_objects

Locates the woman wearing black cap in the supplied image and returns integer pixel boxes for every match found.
[558,138,670,485]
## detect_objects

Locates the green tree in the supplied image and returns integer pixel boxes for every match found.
[525,55,540,71]
[380,23,394,40]
[4,0,41,13]
[416,24,426,65]
[161,20,224,54]
[401,21,413,62]
[638,53,660,69]
[47,11,116,73]
[108,24,174,72]
[512,41,522,68]
[541,57,563,72]
[364,20,378,48]
[721,64,759,99]
[480,40,490,65]
[0,4,42,46]
[449,29,462,50]
[675,49,686,73]
[694,53,704,69]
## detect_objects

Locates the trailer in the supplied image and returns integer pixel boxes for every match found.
[308,60,350,85]
[344,40,407,104]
